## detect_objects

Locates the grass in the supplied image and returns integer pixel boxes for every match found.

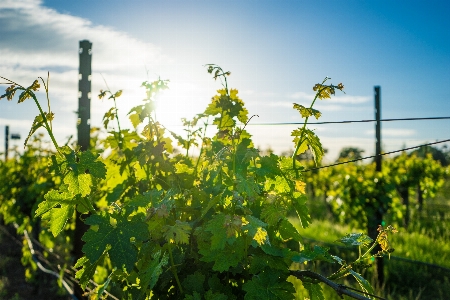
[294,218,450,269]
[289,178,450,300]
[288,218,450,299]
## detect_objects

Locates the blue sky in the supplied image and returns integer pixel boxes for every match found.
[1,0,449,161]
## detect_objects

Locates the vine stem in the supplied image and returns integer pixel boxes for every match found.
[290,270,374,300]
[194,120,209,177]
[291,78,329,174]
[328,230,383,281]
[31,92,60,151]
[39,73,52,131]
[1,77,60,151]
[167,243,183,294]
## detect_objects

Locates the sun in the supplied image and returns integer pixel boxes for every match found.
[152,81,213,133]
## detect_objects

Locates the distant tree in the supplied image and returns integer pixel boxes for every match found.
[337,147,365,162]
[259,146,274,156]
[294,148,328,162]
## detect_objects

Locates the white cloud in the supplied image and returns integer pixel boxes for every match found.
[328,95,371,104]
[266,101,293,108]
[261,91,371,113]
[0,0,40,10]
[0,1,168,71]
[0,117,33,129]
[314,104,344,112]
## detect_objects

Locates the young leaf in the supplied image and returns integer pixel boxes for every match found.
[64,172,91,197]
[25,114,46,147]
[47,204,75,237]
[163,220,191,244]
[338,233,373,247]
[35,188,74,217]
[293,103,322,120]
[292,245,334,264]
[36,188,76,236]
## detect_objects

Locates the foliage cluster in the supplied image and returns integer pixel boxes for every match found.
[1,67,397,299]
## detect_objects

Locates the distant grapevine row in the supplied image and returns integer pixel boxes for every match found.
[305,152,447,229]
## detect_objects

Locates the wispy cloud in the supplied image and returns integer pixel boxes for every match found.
[365,128,416,137]
[288,91,312,100]
[264,101,369,112]
[289,91,370,104]
[0,1,167,71]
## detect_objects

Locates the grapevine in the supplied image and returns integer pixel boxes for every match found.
[0,66,399,300]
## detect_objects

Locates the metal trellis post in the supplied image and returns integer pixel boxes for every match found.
[5,125,9,161]
[373,86,384,285]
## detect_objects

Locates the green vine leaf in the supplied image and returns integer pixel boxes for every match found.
[291,193,311,228]
[49,147,107,197]
[243,215,269,247]
[47,204,74,237]
[35,187,76,236]
[236,174,260,197]
[25,113,50,147]
[338,233,373,247]
[79,151,107,178]
[278,218,303,242]
[64,172,91,197]
[302,281,325,300]
[137,245,169,291]
[82,212,149,271]
[75,255,103,290]
[255,154,281,178]
[196,224,246,272]
[291,129,324,166]
[35,188,74,217]
[349,269,375,297]
[261,203,286,226]
[242,271,295,300]
[205,214,235,250]
[293,103,321,120]
[292,245,334,264]
[163,220,191,244]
